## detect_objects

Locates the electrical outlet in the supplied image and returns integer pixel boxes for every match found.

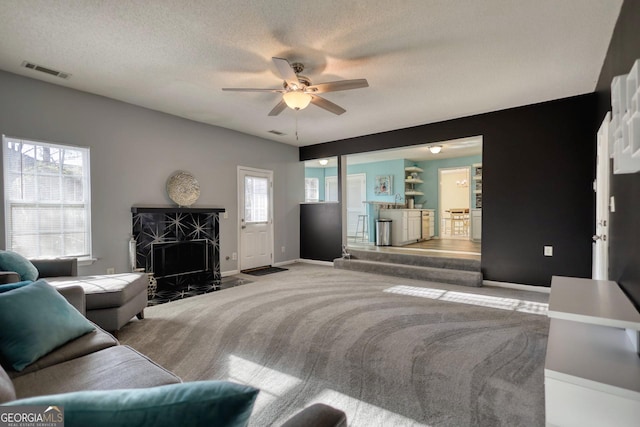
[106,267,115,274]
[232,252,237,260]
[281,246,286,253]
[544,246,553,257]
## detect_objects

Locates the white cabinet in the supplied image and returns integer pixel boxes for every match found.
[407,211,421,241]
[545,277,640,427]
[380,209,421,246]
[422,209,435,240]
[471,209,481,241]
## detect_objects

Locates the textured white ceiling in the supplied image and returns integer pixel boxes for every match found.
[0,1,622,147]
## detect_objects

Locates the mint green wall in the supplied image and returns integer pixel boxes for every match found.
[418,154,482,236]
[345,159,405,241]
[304,167,326,201]
[307,156,482,241]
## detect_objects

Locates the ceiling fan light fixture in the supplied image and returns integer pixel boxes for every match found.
[283,90,312,110]
[429,145,443,154]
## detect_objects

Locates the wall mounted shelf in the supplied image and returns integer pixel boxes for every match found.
[610,58,640,174]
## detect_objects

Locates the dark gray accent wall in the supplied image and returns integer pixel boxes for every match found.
[300,94,598,286]
[595,0,640,309]
[0,70,302,275]
[300,203,342,262]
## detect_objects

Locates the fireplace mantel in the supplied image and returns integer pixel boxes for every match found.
[131,205,225,214]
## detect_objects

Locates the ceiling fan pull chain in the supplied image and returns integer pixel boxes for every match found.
[295,110,299,141]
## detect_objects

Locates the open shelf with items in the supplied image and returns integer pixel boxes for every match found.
[472,163,482,208]
[404,166,424,198]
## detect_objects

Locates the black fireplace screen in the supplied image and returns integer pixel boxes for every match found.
[152,239,210,279]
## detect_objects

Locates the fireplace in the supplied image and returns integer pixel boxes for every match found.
[131,206,224,302]
[152,239,209,279]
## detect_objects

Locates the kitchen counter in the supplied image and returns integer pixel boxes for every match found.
[379,208,435,245]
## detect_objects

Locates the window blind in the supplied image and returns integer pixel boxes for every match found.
[3,135,91,258]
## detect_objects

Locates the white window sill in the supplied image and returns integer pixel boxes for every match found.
[77,257,98,267]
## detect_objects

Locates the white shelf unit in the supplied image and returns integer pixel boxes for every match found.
[610,58,640,174]
[404,166,424,198]
[472,163,482,208]
[545,276,640,427]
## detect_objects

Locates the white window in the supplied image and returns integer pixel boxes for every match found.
[244,175,269,223]
[304,177,319,202]
[3,135,92,259]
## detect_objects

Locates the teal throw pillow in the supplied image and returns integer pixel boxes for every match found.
[0,280,94,371]
[3,381,260,427]
[0,251,38,281]
[0,280,33,293]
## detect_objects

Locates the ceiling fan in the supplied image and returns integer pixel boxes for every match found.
[222,57,369,116]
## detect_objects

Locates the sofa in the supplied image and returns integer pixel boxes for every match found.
[0,257,148,333]
[0,274,347,426]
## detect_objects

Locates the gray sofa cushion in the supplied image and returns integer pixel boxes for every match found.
[281,404,348,427]
[13,345,181,399]
[0,364,16,403]
[6,324,118,379]
[46,273,148,310]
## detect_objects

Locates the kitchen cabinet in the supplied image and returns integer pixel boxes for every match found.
[422,209,435,240]
[380,209,422,246]
[471,209,481,241]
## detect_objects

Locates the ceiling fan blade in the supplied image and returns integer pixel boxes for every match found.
[272,57,300,87]
[222,88,284,93]
[268,99,287,116]
[310,95,346,115]
[307,79,369,94]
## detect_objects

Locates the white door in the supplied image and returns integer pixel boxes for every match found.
[325,176,338,202]
[238,167,273,271]
[593,113,610,279]
[346,174,367,238]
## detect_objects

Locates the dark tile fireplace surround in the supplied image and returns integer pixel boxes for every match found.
[131,206,224,304]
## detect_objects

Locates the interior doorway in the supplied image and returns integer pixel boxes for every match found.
[439,167,471,239]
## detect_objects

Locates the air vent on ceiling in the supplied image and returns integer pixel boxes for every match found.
[268,130,286,136]
[21,61,71,79]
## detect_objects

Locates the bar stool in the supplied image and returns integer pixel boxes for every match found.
[355,214,369,242]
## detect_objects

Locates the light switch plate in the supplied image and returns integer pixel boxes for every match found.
[544,246,553,257]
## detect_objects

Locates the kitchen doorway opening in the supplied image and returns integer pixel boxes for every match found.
[341,136,482,259]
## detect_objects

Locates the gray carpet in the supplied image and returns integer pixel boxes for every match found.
[119,263,549,427]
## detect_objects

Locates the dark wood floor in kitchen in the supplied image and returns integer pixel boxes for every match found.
[348,238,481,260]
[403,238,480,253]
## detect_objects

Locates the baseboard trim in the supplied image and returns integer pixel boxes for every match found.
[221,270,240,277]
[296,258,334,267]
[483,280,550,293]
[273,259,297,267]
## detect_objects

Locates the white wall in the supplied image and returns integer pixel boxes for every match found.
[0,71,302,275]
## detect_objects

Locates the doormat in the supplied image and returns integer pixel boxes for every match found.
[241,266,288,276]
